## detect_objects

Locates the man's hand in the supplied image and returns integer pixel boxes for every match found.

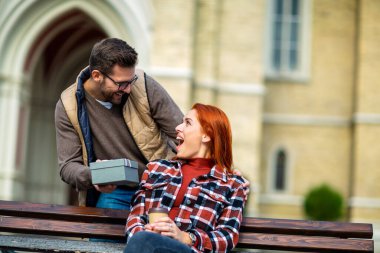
[94,184,117,193]
[232,169,242,176]
[92,159,116,193]
[232,169,250,189]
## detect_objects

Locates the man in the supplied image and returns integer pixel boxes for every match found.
[55,38,183,209]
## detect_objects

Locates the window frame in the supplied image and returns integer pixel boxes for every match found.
[267,146,293,194]
[274,149,287,191]
[264,0,312,82]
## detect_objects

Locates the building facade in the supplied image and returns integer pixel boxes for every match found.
[0,0,379,248]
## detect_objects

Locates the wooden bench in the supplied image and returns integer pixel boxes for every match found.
[0,200,374,252]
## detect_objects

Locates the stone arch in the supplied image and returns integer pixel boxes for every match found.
[0,0,151,203]
[0,0,151,74]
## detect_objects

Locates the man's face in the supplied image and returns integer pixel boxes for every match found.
[99,65,136,105]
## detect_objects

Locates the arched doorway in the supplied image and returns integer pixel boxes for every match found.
[24,10,107,205]
[0,0,151,204]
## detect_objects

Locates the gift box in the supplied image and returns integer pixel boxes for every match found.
[90,159,139,186]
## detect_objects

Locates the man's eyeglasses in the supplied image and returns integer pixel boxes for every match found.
[100,71,138,90]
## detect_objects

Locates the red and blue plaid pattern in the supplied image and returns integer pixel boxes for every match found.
[126,159,249,253]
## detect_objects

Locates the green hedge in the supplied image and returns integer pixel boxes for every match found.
[303,184,344,221]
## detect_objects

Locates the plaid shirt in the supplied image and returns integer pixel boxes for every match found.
[126,159,249,253]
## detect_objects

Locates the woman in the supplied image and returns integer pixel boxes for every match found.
[125,103,249,253]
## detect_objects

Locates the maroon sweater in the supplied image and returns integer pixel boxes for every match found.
[169,158,214,220]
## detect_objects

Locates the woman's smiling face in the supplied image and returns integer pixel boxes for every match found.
[175,109,210,159]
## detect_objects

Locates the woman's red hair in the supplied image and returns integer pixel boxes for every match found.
[192,103,233,172]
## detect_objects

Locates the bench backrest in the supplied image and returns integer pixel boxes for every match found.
[0,200,374,252]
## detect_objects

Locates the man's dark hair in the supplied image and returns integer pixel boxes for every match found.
[89,38,138,74]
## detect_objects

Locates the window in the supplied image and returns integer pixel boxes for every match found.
[265,0,311,81]
[267,147,290,193]
[274,149,287,191]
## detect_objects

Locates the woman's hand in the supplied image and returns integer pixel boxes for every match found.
[144,217,191,245]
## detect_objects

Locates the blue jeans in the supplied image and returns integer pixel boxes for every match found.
[124,231,192,253]
[96,187,135,210]
[91,187,136,243]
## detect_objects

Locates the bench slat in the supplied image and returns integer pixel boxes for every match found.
[240,217,373,239]
[0,200,373,239]
[0,200,127,224]
[0,216,125,240]
[237,233,374,252]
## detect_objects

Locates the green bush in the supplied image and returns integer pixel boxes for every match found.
[303,184,344,221]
